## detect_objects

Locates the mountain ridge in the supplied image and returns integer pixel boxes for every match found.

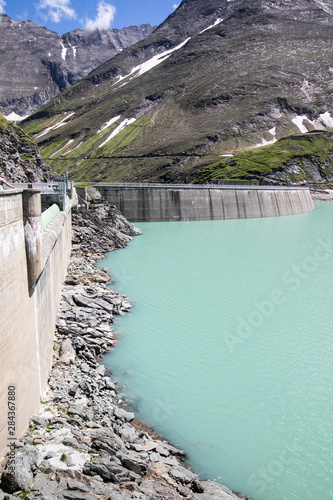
[0,14,154,119]
[21,0,333,184]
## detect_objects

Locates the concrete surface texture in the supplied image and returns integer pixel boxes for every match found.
[96,185,314,222]
[0,189,72,458]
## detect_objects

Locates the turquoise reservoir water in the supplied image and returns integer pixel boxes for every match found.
[98,202,333,500]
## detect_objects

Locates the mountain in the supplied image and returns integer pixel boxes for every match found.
[0,14,154,120]
[21,0,333,184]
[0,111,51,182]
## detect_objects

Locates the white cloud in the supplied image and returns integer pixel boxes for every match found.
[84,1,116,30]
[36,0,76,23]
[0,0,6,14]
[173,3,179,9]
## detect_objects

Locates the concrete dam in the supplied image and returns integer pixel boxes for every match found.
[93,183,314,222]
[0,184,76,458]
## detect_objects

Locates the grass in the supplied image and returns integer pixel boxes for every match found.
[194,131,333,184]
[0,110,9,130]
[20,155,35,163]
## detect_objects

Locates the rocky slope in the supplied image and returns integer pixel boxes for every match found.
[0,111,51,182]
[0,14,154,119]
[0,199,248,500]
[21,0,333,184]
[195,130,333,185]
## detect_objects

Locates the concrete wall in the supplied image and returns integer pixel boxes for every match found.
[0,190,73,458]
[95,185,314,222]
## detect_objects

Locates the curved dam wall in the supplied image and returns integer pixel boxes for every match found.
[0,189,75,458]
[94,184,314,222]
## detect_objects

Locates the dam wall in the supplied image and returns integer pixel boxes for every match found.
[94,184,314,222]
[0,189,75,458]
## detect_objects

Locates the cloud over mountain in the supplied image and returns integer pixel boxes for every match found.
[36,0,76,23]
[84,1,116,30]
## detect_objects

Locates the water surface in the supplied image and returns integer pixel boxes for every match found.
[99,202,333,500]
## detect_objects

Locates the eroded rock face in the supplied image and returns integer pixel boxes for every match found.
[0,14,154,118]
[0,114,51,182]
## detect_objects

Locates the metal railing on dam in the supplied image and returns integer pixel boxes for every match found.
[92,182,310,190]
[92,183,314,222]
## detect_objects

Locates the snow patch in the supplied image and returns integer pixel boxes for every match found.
[72,45,77,58]
[292,112,333,133]
[318,111,333,129]
[50,139,74,158]
[98,115,121,134]
[4,111,29,123]
[60,41,67,61]
[292,115,311,134]
[314,0,333,14]
[99,118,137,148]
[64,141,83,155]
[255,127,277,147]
[35,112,75,139]
[220,154,234,157]
[116,38,191,87]
[200,18,223,34]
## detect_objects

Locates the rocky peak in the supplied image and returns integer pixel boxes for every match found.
[225,0,333,19]
[0,14,155,119]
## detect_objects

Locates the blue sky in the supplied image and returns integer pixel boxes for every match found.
[0,0,180,34]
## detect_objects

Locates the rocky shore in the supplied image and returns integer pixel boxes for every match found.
[310,188,333,202]
[0,196,248,500]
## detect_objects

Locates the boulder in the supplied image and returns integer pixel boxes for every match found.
[59,339,76,365]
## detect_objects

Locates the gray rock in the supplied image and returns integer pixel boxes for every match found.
[59,339,76,365]
[0,492,18,500]
[193,480,242,499]
[1,447,42,493]
[79,363,91,373]
[114,407,135,422]
[100,376,116,390]
[117,453,148,475]
[91,430,124,455]
[169,464,197,485]
[119,423,140,443]
[29,472,65,499]
[149,452,160,463]
[139,478,184,499]
[96,364,107,376]
[177,483,192,496]
[62,493,94,499]
[68,383,79,396]
[68,405,94,421]
[82,460,118,483]
[164,443,186,457]
[66,478,91,492]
